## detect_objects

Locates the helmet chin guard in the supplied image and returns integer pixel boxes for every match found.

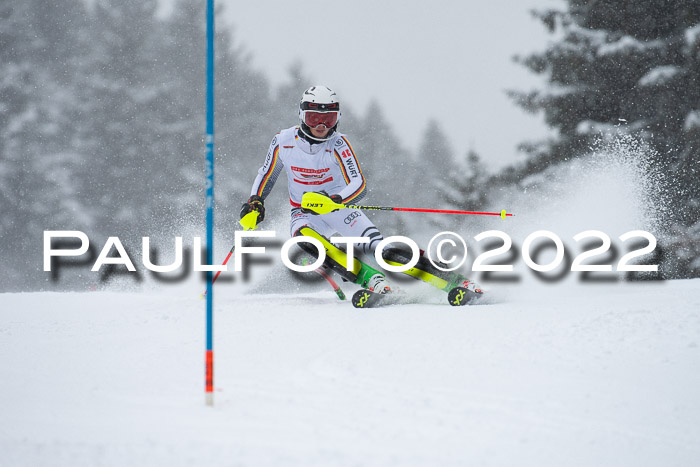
[298,85,341,142]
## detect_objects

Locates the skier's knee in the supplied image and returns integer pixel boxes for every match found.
[293,226,359,283]
[293,226,324,258]
[292,225,308,238]
[362,226,384,255]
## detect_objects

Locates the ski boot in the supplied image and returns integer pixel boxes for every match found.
[351,273,393,308]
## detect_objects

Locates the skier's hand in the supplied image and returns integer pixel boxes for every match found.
[240,195,265,223]
[301,191,342,215]
[323,191,343,204]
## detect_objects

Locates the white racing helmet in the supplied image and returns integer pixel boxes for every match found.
[298,85,341,142]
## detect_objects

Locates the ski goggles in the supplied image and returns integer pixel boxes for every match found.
[303,110,339,129]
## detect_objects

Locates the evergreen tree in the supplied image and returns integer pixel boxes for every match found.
[415,120,453,188]
[0,2,40,237]
[160,0,275,232]
[0,0,92,289]
[213,12,274,214]
[272,62,311,130]
[443,149,488,210]
[0,0,420,289]
[159,0,218,231]
[69,0,167,237]
[511,0,700,224]
[354,100,412,234]
[414,120,456,228]
[510,0,700,278]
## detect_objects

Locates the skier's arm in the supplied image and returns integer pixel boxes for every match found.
[250,134,284,200]
[241,135,284,225]
[332,136,366,204]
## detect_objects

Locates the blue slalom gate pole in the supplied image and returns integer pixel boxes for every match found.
[205,0,215,406]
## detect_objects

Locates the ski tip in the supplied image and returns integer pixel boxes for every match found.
[352,289,383,308]
[447,286,484,306]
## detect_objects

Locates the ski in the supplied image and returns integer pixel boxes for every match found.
[447,286,483,306]
[351,289,405,308]
[351,286,484,308]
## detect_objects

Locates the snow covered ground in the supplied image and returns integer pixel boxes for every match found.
[2,136,697,465]
[1,278,699,467]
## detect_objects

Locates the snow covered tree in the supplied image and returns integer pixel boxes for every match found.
[272,62,310,128]
[0,2,39,236]
[70,0,273,237]
[353,100,412,234]
[66,0,172,237]
[211,15,275,215]
[413,120,456,228]
[443,149,488,209]
[415,120,453,193]
[159,0,279,232]
[159,0,229,231]
[0,0,94,289]
[511,0,700,219]
[0,0,423,289]
[510,0,700,278]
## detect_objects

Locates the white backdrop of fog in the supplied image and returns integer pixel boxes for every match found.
[160,0,563,170]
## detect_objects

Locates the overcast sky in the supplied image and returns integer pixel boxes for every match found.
[166,0,564,170]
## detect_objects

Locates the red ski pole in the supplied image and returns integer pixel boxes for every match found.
[301,192,514,218]
[200,211,259,298]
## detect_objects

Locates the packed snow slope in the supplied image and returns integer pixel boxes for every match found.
[2,135,697,466]
[1,279,699,467]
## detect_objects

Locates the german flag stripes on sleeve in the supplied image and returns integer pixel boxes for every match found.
[251,134,284,199]
[332,136,366,204]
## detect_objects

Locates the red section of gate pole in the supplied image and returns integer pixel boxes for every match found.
[205,350,214,406]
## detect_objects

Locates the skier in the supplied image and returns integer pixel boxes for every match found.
[240,85,483,307]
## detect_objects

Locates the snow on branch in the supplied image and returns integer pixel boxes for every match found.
[638,65,682,87]
[576,120,616,135]
[685,23,700,47]
[565,23,609,47]
[597,36,665,57]
[684,110,700,132]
